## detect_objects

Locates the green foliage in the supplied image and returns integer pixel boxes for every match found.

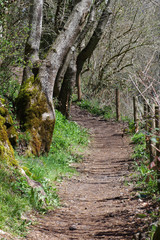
[76,98,114,119]
[134,162,158,195]
[128,120,136,133]
[131,132,146,144]
[0,110,89,236]
[53,109,88,149]
[132,143,147,160]
[131,133,152,192]
[130,131,159,238]
[131,132,147,160]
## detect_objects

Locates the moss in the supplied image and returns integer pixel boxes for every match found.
[0,115,5,125]
[0,98,6,104]
[41,119,55,153]
[0,98,18,166]
[7,126,18,147]
[0,100,14,127]
[0,100,17,146]
[5,114,13,127]
[0,107,7,116]
[16,75,55,156]
[0,124,18,166]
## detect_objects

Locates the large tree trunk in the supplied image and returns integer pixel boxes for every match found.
[53,3,96,98]
[16,0,92,155]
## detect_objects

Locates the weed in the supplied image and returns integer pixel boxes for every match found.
[131,132,146,145]
[134,162,158,196]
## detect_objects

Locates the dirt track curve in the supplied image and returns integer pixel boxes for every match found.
[27,104,148,240]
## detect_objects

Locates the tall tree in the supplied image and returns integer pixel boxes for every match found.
[16,0,92,155]
[57,0,111,116]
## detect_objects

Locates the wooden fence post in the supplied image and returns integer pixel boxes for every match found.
[151,104,156,157]
[116,89,120,121]
[155,106,160,157]
[133,96,138,132]
[155,106,160,191]
[155,105,160,191]
[77,75,82,101]
[147,104,154,162]
[145,102,150,156]
[144,101,147,121]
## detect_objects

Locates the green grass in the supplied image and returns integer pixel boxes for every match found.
[0,110,89,236]
[76,98,115,119]
[0,165,31,235]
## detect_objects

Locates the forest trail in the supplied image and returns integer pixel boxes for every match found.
[27,105,147,240]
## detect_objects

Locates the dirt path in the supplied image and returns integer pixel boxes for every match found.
[27,105,148,240]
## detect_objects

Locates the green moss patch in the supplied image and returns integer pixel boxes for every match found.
[16,75,55,156]
[0,99,18,165]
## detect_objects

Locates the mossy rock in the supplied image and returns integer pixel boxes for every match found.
[0,98,18,147]
[0,101,13,127]
[0,98,18,165]
[0,123,18,166]
[16,75,55,156]
[0,107,7,116]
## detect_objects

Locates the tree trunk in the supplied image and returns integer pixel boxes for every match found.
[16,0,92,155]
[57,52,77,118]
[53,3,96,98]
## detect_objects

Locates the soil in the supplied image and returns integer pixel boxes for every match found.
[26,104,150,240]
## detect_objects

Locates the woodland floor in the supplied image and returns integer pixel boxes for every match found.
[26,104,150,240]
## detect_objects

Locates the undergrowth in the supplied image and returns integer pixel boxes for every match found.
[130,131,160,239]
[75,98,115,119]
[131,132,158,197]
[0,110,89,237]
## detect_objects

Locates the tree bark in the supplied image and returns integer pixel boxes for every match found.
[22,0,43,83]
[16,0,92,155]
[53,3,96,98]
[57,52,77,118]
